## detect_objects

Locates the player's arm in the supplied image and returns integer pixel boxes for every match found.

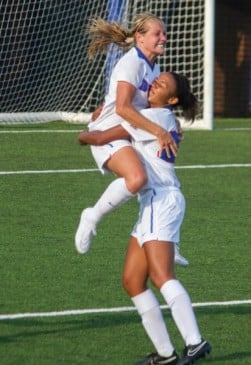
[115,81,177,157]
[78,125,130,146]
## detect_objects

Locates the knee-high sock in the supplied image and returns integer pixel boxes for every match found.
[88,177,134,224]
[132,289,174,357]
[160,279,201,346]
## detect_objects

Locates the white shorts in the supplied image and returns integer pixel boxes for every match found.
[132,187,185,246]
[91,139,132,174]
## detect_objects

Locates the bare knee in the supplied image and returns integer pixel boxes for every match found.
[122,275,132,295]
[149,271,176,290]
[122,273,147,297]
[125,171,147,194]
[106,146,148,193]
[122,273,135,296]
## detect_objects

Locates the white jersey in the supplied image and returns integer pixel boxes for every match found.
[122,108,181,190]
[89,47,160,132]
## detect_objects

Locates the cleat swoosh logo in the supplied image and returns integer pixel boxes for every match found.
[187,341,206,357]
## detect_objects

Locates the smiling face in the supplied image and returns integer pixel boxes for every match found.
[148,72,179,108]
[135,20,167,63]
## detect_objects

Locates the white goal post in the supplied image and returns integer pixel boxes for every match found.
[0,0,215,129]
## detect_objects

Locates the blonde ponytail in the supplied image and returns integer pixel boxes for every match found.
[86,13,164,59]
[87,18,133,58]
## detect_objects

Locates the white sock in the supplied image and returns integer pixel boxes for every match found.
[88,178,134,224]
[132,289,174,357]
[160,279,201,346]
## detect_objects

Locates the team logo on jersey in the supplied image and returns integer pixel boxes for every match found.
[139,78,149,92]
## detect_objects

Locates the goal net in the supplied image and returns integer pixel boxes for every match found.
[0,0,214,128]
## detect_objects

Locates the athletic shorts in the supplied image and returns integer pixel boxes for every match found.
[91,139,132,174]
[131,187,185,246]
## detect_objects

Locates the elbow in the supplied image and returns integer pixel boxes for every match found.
[116,104,127,119]
[78,136,84,145]
[78,135,86,145]
[116,102,135,123]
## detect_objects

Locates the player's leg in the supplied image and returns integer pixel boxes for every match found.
[144,240,200,340]
[141,188,211,363]
[86,145,147,223]
[106,145,147,192]
[123,236,179,364]
[144,240,211,363]
[75,145,147,254]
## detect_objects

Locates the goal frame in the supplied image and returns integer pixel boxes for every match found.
[0,0,215,129]
[201,0,215,130]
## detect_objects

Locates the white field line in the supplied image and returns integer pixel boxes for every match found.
[0,130,82,133]
[0,164,251,175]
[0,168,99,175]
[175,163,251,169]
[0,127,251,133]
[219,127,251,131]
[0,161,250,320]
[0,299,250,321]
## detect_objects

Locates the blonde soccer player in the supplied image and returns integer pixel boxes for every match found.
[75,13,188,266]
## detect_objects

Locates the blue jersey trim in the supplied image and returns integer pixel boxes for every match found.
[135,47,156,71]
[150,189,156,233]
[158,131,180,163]
[139,78,149,92]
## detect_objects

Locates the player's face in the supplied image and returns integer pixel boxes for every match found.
[148,72,178,107]
[136,21,167,62]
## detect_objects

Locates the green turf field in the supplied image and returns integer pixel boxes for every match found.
[0,119,251,365]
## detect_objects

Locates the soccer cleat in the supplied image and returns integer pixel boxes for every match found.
[174,245,189,267]
[178,339,212,365]
[75,208,96,254]
[134,350,179,365]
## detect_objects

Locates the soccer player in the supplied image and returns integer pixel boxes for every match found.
[77,71,212,365]
[75,13,188,266]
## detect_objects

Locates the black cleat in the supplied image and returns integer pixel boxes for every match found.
[134,350,179,365]
[178,339,212,364]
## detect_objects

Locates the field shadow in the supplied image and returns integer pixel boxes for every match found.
[192,304,251,316]
[1,304,250,360]
[0,311,139,343]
